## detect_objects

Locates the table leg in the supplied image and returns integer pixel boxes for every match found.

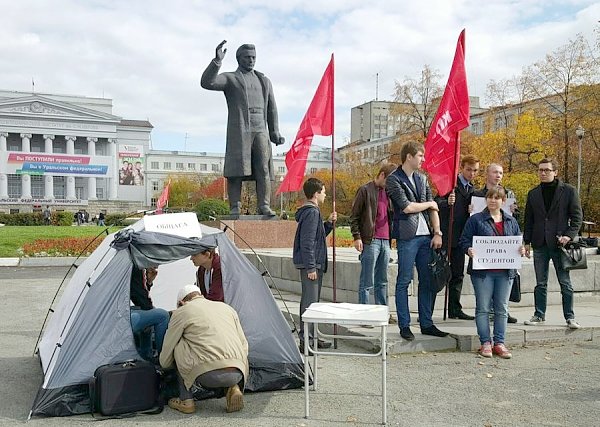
[304,320,309,418]
[313,326,318,391]
[382,325,387,425]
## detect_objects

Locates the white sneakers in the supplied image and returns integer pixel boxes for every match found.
[566,319,581,329]
[524,315,581,329]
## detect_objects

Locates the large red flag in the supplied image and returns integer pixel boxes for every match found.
[155,179,171,214]
[422,29,469,196]
[277,55,334,194]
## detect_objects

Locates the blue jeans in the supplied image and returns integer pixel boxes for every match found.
[396,235,434,329]
[131,307,170,360]
[533,245,575,320]
[359,238,390,305]
[471,271,511,344]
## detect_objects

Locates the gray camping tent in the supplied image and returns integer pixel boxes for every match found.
[31,213,304,417]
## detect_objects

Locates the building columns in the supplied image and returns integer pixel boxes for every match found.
[65,135,76,155]
[21,174,31,199]
[0,174,7,198]
[66,176,76,200]
[20,133,32,152]
[45,175,54,199]
[87,136,97,156]
[108,138,118,200]
[88,177,97,200]
[0,132,8,152]
[43,134,55,154]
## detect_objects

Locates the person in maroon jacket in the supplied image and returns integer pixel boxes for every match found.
[191,249,224,302]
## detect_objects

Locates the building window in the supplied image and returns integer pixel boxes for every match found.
[176,162,184,171]
[10,209,19,214]
[163,162,171,170]
[31,175,44,198]
[199,164,207,171]
[384,143,389,153]
[53,176,65,199]
[151,161,159,169]
[152,180,160,191]
[363,148,368,158]
[151,197,157,207]
[212,164,220,172]
[310,167,317,174]
[188,163,195,170]
[376,146,383,157]
[7,174,21,198]
[278,166,285,173]
[96,188,104,199]
[369,147,375,158]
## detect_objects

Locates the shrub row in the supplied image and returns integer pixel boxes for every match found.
[0,212,73,226]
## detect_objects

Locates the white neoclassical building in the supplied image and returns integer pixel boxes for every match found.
[0,90,152,213]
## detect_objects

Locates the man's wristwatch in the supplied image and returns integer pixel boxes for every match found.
[434,231,443,236]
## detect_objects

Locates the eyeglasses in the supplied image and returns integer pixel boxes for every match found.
[538,168,555,173]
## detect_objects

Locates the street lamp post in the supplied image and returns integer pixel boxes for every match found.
[575,124,585,195]
[279,176,284,215]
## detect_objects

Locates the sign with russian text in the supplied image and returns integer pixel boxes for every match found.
[143,212,202,238]
[0,197,88,205]
[472,235,522,270]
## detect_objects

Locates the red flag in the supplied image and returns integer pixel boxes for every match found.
[277,55,334,194]
[422,29,469,196]
[155,179,171,214]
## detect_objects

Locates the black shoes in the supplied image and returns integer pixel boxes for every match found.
[507,314,518,324]
[299,339,332,353]
[449,312,475,320]
[400,327,415,341]
[421,325,450,337]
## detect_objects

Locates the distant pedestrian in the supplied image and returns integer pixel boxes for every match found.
[97,212,106,227]
[43,206,51,226]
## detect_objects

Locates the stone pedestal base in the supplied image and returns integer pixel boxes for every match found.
[203,218,297,249]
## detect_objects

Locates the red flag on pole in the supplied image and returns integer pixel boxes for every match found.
[422,29,469,197]
[155,179,171,214]
[277,55,334,194]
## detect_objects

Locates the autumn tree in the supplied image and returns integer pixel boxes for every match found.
[390,64,443,139]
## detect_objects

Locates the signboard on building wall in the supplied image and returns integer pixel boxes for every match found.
[118,145,144,186]
[6,153,109,177]
[0,197,88,206]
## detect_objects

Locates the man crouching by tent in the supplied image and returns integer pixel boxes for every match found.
[160,285,249,414]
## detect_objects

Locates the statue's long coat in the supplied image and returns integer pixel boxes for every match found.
[201,60,279,180]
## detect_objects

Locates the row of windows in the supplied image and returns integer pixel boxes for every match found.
[7,174,66,198]
[149,161,220,172]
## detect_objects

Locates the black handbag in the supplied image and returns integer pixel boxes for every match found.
[560,241,588,271]
[509,272,521,303]
[429,249,452,293]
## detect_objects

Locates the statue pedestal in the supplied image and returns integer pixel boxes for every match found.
[203,217,296,249]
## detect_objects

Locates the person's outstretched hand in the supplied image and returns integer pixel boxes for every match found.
[215,40,227,61]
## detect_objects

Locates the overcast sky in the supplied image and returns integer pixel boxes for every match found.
[1,0,598,154]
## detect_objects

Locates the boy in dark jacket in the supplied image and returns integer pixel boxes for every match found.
[293,178,337,351]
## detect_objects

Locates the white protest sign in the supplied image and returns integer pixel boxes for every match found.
[470,196,516,217]
[472,235,523,270]
[143,212,202,238]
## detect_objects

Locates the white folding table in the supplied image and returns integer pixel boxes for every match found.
[302,302,389,425]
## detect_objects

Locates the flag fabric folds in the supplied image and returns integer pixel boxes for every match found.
[422,29,469,197]
[155,179,171,214]
[277,55,334,194]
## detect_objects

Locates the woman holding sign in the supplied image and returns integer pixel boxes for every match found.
[459,187,525,359]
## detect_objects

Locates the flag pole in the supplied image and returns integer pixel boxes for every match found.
[329,54,339,348]
[443,136,461,320]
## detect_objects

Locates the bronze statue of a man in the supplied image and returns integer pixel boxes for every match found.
[201,40,284,216]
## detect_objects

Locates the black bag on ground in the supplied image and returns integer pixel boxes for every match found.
[509,272,521,303]
[429,249,452,293]
[89,360,161,416]
[560,241,588,271]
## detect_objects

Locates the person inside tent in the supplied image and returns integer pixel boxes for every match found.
[130,265,170,363]
[160,285,249,414]
[191,248,224,302]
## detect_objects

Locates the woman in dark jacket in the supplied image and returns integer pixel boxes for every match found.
[459,187,525,359]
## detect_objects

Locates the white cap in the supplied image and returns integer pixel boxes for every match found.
[177,285,201,303]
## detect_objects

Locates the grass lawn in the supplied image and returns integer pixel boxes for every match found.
[0,226,121,257]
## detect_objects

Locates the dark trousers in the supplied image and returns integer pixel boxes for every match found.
[448,246,466,316]
[298,268,323,341]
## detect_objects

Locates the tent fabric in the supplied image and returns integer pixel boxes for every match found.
[31,217,304,417]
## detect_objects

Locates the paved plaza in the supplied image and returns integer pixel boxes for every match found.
[1,265,599,426]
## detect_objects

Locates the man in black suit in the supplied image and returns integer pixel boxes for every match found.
[436,154,480,320]
[523,158,583,329]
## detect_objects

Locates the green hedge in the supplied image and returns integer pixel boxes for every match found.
[105,213,128,226]
[195,199,229,220]
[0,212,44,226]
[53,212,74,226]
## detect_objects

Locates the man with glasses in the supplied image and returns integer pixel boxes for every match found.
[523,158,583,329]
